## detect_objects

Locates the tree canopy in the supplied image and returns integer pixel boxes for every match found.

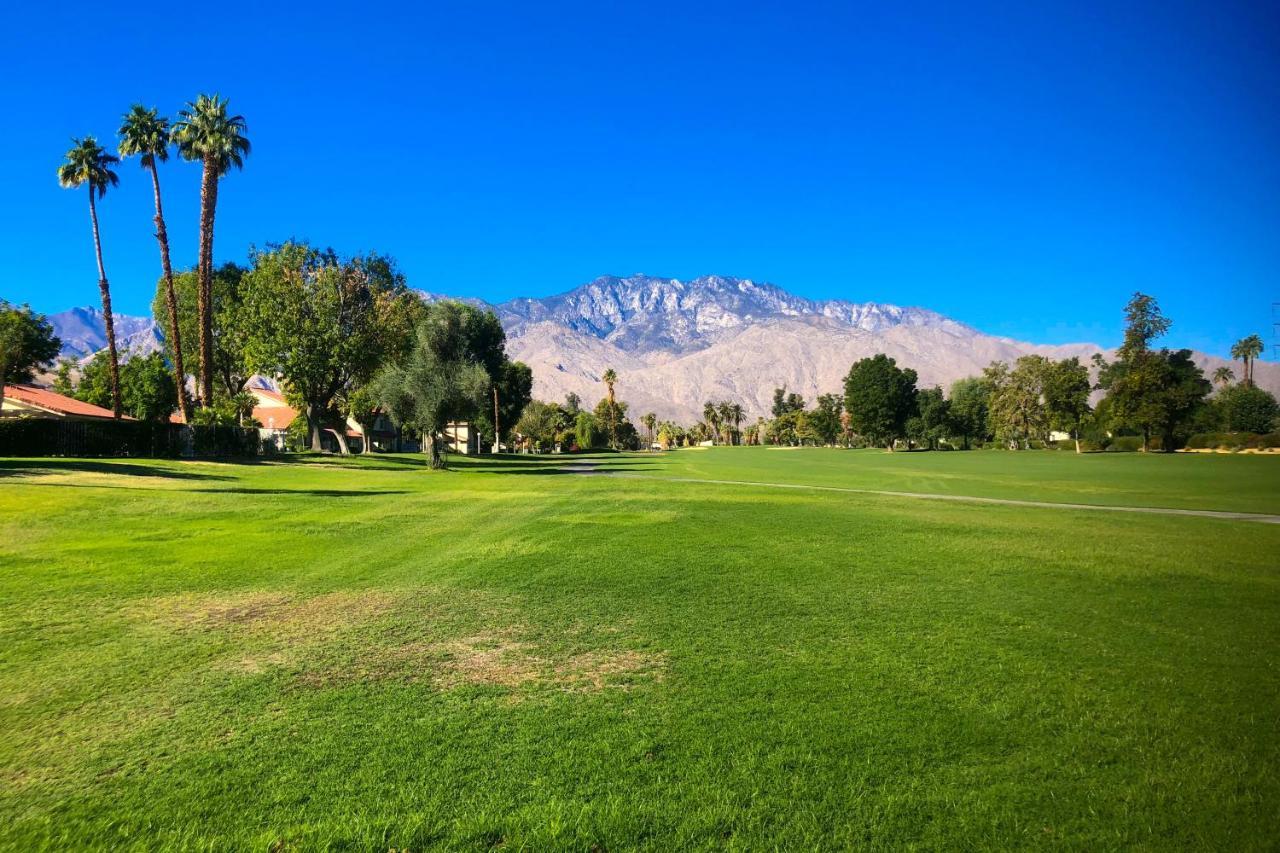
[843,354,917,449]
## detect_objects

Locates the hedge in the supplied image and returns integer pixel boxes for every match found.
[0,417,261,458]
[1185,432,1280,451]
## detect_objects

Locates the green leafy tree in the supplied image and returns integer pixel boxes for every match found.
[1096,293,1209,451]
[57,137,122,418]
[986,357,1051,450]
[172,94,250,406]
[119,104,190,421]
[76,352,177,422]
[574,411,600,450]
[240,243,417,453]
[915,386,950,450]
[51,357,77,397]
[594,396,636,448]
[372,304,492,468]
[341,384,380,453]
[1212,366,1235,388]
[771,387,805,417]
[1230,335,1264,388]
[0,301,61,410]
[1216,384,1279,434]
[947,377,991,449]
[810,394,843,446]
[476,360,533,453]
[843,354,918,450]
[516,400,561,451]
[1043,357,1092,452]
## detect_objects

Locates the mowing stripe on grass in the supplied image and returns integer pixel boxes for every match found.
[606,473,1280,524]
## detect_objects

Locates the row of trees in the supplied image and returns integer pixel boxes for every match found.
[58,95,250,421]
[693,293,1273,453]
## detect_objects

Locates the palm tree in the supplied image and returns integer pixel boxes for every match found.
[58,137,122,419]
[599,367,619,447]
[715,401,733,445]
[703,401,720,445]
[172,94,250,406]
[119,105,190,422]
[641,412,657,449]
[728,402,744,445]
[1212,366,1235,389]
[1230,335,1264,388]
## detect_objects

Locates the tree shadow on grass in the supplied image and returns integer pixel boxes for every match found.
[194,487,410,497]
[459,458,659,475]
[0,459,233,481]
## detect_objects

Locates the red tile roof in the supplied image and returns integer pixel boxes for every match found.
[3,384,130,420]
[253,406,297,430]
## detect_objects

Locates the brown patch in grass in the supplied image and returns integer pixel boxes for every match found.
[555,649,666,692]
[140,589,396,636]
[302,625,665,696]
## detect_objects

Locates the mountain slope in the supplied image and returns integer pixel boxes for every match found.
[48,307,163,361]
[46,275,1276,423]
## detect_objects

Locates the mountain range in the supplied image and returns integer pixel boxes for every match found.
[47,275,1275,422]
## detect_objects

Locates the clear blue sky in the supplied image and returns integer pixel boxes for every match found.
[2,1,1277,357]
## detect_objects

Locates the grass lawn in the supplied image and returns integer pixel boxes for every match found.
[0,448,1277,849]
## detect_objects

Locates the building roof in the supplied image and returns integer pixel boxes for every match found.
[2,384,129,421]
[254,406,297,430]
[250,387,290,407]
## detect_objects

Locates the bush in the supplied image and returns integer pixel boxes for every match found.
[1183,432,1280,450]
[1105,436,1143,452]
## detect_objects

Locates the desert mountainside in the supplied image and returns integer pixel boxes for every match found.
[48,274,1276,422]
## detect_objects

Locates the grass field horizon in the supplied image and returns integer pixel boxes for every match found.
[2,448,1277,849]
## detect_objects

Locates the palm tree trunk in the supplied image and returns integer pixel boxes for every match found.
[196,157,219,407]
[88,188,122,419]
[148,162,190,422]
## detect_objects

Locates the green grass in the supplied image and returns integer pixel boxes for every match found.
[1,448,1277,850]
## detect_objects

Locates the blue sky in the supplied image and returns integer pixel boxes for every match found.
[1,1,1276,357]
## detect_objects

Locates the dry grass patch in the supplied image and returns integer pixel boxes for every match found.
[140,589,397,635]
[301,625,666,696]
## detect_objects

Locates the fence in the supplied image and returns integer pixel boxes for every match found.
[0,417,262,459]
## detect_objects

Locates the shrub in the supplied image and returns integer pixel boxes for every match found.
[1105,436,1143,452]
[1183,432,1278,451]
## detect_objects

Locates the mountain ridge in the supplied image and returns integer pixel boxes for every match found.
[44,275,1275,422]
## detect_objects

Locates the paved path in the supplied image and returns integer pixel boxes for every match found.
[593,472,1280,524]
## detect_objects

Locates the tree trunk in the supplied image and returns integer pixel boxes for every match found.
[196,157,219,407]
[148,162,190,422]
[333,428,350,456]
[88,189,122,419]
[492,385,501,454]
[425,432,445,469]
[308,405,324,452]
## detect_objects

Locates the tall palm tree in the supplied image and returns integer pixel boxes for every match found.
[1230,335,1264,388]
[57,137,122,419]
[703,401,720,445]
[1212,366,1234,389]
[602,367,618,446]
[172,94,250,406]
[716,401,734,444]
[728,402,744,445]
[119,105,190,422]
[641,412,657,449]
